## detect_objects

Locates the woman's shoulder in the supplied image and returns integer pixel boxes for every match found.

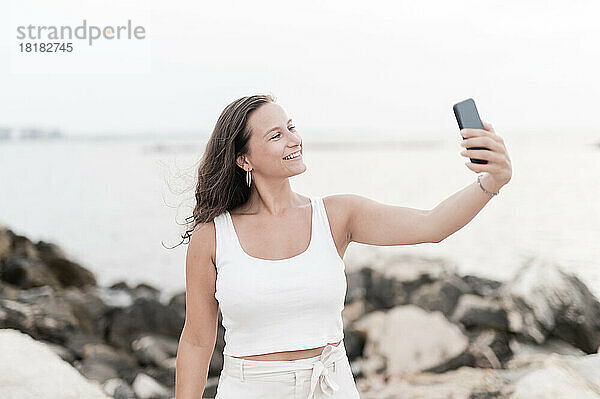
[321,193,356,215]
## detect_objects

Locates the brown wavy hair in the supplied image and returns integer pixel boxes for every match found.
[166,93,276,249]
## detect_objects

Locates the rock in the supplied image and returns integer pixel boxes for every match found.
[43,340,77,363]
[451,294,509,331]
[167,291,185,309]
[16,285,81,345]
[75,360,120,385]
[340,327,366,360]
[342,298,367,327]
[139,365,176,390]
[0,328,109,399]
[359,367,511,399]
[366,255,453,309]
[103,378,136,399]
[106,297,185,350]
[345,267,371,303]
[63,331,106,359]
[60,287,110,336]
[465,328,513,369]
[506,337,585,369]
[0,280,20,300]
[79,342,139,382]
[1,256,62,289]
[510,353,600,398]
[354,305,470,376]
[410,275,471,316]
[0,226,12,258]
[0,230,96,290]
[43,256,97,289]
[132,283,162,301]
[0,298,36,335]
[352,354,387,379]
[461,274,502,299]
[500,257,600,353]
[132,373,172,399]
[35,241,67,261]
[131,334,179,367]
[5,230,38,259]
[13,285,109,338]
[110,281,130,290]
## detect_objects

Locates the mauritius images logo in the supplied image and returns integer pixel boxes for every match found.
[16,19,146,46]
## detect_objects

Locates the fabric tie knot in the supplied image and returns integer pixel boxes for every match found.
[307,345,340,398]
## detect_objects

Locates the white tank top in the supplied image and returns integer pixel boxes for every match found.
[212,196,347,357]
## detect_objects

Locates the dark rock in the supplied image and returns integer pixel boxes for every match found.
[500,258,600,353]
[75,359,120,385]
[63,330,106,359]
[106,297,185,350]
[60,287,109,336]
[342,328,366,360]
[0,280,20,300]
[203,376,220,399]
[141,364,176,389]
[35,240,68,262]
[42,340,77,363]
[366,255,450,309]
[132,283,161,301]
[462,274,502,299]
[17,286,80,345]
[81,342,139,381]
[465,328,513,368]
[7,231,38,259]
[345,267,371,303]
[43,256,97,289]
[451,294,509,331]
[0,226,12,259]
[410,275,471,316]
[423,350,474,373]
[110,281,130,290]
[131,334,178,367]
[103,378,137,399]
[0,298,36,335]
[168,291,185,309]
[1,256,61,289]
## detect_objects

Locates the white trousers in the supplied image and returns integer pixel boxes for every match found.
[214,343,361,399]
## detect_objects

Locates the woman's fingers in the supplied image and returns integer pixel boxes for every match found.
[461,136,505,153]
[481,120,496,134]
[460,149,502,162]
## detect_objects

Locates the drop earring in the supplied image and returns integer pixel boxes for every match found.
[246,169,252,187]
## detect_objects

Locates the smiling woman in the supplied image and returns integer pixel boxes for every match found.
[173,94,361,399]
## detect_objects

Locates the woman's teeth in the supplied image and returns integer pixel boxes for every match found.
[283,151,301,160]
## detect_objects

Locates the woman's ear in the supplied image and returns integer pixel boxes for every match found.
[236,154,250,171]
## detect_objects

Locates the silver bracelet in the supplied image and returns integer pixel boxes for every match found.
[477,174,498,197]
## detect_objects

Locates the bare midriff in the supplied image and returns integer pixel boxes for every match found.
[231,339,342,361]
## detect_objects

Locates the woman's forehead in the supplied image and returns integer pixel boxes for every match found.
[248,103,288,131]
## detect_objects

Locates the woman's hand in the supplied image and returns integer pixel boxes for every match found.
[460,121,512,188]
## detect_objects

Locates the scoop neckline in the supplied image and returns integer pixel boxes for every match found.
[226,197,316,263]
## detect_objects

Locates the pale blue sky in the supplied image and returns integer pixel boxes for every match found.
[1,0,598,140]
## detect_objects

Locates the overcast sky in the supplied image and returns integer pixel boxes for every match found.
[1,0,598,140]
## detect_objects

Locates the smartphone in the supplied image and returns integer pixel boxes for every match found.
[453,98,488,164]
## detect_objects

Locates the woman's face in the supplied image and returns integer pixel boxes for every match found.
[240,102,306,179]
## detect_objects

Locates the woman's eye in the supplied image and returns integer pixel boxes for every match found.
[271,126,295,140]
